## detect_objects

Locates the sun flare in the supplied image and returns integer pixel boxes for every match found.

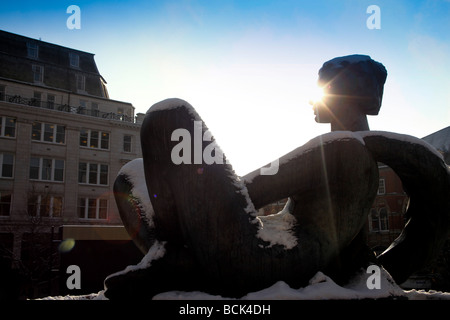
[309,86,325,105]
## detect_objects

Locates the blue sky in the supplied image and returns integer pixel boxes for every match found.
[1,0,449,174]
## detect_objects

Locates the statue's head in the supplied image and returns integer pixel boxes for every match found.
[313,54,387,131]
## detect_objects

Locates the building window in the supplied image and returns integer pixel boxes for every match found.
[69,52,79,68]
[29,157,64,182]
[76,74,85,92]
[370,209,379,232]
[0,85,5,101]
[47,94,55,109]
[31,91,42,107]
[27,195,63,218]
[78,162,108,185]
[91,102,99,117]
[101,132,109,149]
[78,197,108,220]
[79,129,88,147]
[0,192,12,216]
[370,207,389,232]
[377,178,386,195]
[0,153,14,178]
[100,79,109,98]
[0,116,16,138]
[79,129,109,150]
[91,131,99,149]
[27,42,39,59]
[378,208,389,230]
[76,99,87,114]
[31,122,65,144]
[123,135,132,152]
[56,126,65,144]
[32,65,44,83]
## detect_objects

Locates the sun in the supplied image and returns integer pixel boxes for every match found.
[309,86,325,106]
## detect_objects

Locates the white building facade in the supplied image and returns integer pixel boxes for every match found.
[0,30,143,269]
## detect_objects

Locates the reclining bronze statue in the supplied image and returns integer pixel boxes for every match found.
[104,55,450,299]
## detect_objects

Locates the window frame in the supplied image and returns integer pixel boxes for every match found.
[0,153,14,178]
[79,129,110,150]
[76,74,85,92]
[369,207,389,232]
[123,135,132,153]
[27,194,63,218]
[0,192,12,216]
[47,94,55,109]
[78,162,109,186]
[378,208,389,231]
[91,102,99,117]
[31,122,65,144]
[27,42,39,59]
[69,52,80,68]
[29,157,65,182]
[32,91,42,107]
[0,116,16,138]
[78,197,108,220]
[377,178,386,195]
[32,64,44,83]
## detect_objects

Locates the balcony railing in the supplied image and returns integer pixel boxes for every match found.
[2,94,135,123]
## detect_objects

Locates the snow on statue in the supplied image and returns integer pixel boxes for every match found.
[104,55,450,300]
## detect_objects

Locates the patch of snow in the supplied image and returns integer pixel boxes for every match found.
[152,266,450,301]
[231,176,259,219]
[361,131,445,161]
[104,240,166,280]
[118,158,154,227]
[37,291,107,300]
[147,98,201,121]
[256,199,298,249]
[39,266,450,300]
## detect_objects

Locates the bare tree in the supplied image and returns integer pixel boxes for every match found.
[1,184,61,299]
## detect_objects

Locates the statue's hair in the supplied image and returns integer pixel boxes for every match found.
[318,54,387,115]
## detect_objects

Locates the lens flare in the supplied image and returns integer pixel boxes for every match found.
[309,86,325,106]
[59,238,76,253]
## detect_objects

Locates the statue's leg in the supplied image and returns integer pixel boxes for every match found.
[138,99,266,296]
[244,133,379,251]
[362,132,450,284]
[106,99,265,298]
[106,159,206,299]
[243,133,380,282]
[113,166,156,254]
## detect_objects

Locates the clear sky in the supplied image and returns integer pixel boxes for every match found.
[1,0,449,175]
